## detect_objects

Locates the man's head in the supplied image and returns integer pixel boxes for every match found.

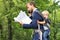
[42,10,49,19]
[26,2,36,13]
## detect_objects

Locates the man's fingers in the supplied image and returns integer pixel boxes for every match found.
[19,21,23,25]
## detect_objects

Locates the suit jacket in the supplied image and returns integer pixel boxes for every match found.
[22,9,44,40]
[23,9,44,30]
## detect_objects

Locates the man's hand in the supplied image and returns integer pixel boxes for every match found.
[19,21,23,25]
[28,13,32,16]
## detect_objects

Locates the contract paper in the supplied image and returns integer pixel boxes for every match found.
[14,11,32,24]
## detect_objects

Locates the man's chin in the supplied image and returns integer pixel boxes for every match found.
[28,11,32,13]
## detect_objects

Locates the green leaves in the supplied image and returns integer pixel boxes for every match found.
[0,0,60,40]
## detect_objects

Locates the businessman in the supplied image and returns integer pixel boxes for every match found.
[19,2,44,40]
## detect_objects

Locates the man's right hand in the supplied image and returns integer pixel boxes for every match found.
[28,13,32,16]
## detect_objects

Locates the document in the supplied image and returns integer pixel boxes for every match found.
[14,11,32,24]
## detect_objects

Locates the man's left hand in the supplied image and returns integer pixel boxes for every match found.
[19,21,23,25]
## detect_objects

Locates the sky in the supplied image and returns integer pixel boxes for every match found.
[54,0,60,5]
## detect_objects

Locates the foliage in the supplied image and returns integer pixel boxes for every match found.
[0,0,60,40]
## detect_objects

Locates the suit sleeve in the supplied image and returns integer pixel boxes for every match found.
[22,11,44,29]
[23,20,38,29]
[33,11,44,21]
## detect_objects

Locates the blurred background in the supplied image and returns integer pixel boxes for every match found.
[0,0,60,40]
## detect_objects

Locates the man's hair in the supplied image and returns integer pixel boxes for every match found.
[29,1,36,7]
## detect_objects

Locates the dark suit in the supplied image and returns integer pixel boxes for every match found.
[23,9,44,40]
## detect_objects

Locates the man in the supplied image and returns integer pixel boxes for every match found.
[19,2,44,40]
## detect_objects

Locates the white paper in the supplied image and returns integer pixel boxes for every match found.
[14,10,32,24]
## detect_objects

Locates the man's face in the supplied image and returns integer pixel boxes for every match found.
[26,3,33,13]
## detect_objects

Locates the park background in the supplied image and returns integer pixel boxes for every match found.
[0,0,60,40]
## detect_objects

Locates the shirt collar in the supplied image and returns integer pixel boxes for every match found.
[33,8,37,12]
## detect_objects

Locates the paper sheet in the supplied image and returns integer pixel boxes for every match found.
[14,11,32,24]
